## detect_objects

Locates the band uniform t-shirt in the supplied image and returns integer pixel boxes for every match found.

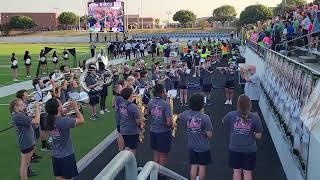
[178,69,189,86]
[114,95,123,126]
[178,110,213,152]
[60,89,70,104]
[225,68,236,82]
[201,68,212,85]
[119,100,140,135]
[50,116,76,158]
[12,112,35,150]
[148,98,172,133]
[85,74,97,93]
[222,111,263,153]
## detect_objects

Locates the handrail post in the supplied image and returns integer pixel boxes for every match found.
[150,169,158,180]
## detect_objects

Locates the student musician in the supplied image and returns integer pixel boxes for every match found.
[23,51,32,78]
[178,62,190,106]
[11,52,19,81]
[113,84,125,151]
[119,87,141,155]
[200,63,214,105]
[178,93,213,180]
[193,52,201,77]
[85,65,100,121]
[218,63,236,105]
[98,62,110,115]
[45,98,84,180]
[148,84,173,171]
[123,63,131,80]
[10,98,40,179]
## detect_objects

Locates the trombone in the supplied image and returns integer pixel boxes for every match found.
[136,95,146,143]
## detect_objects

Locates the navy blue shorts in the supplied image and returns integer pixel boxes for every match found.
[150,131,172,153]
[52,153,78,179]
[122,134,139,149]
[225,80,235,89]
[179,85,187,89]
[21,145,34,154]
[228,150,256,170]
[189,150,212,165]
[89,94,100,105]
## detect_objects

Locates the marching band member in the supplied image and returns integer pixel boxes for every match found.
[193,51,201,77]
[222,95,263,180]
[148,84,173,168]
[52,51,59,70]
[23,51,32,78]
[45,98,84,180]
[123,63,131,80]
[119,87,141,155]
[178,93,213,180]
[10,98,40,179]
[126,76,137,94]
[85,65,100,121]
[218,63,236,105]
[98,62,110,115]
[63,49,69,66]
[113,84,125,151]
[177,62,189,106]
[11,52,19,81]
[39,49,47,75]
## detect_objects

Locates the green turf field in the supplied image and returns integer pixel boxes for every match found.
[0,43,106,86]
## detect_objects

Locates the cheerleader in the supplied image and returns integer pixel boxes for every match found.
[11,53,19,81]
[63,49,69,66]
[177,62,190,106]
[52,51,59,70]
[39,50,47,75]
[218,63,236,105]
[23,51,32,78]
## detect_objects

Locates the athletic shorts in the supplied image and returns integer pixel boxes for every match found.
[11,65,18,69]
[229,150,256,170]
[52,154,79,179]
[225,80,235,89]
[150,131,172,153]
[202,84,212,92]
[21,145,34,154]
[39,60,47,65]
[179,85,187,90]
[40,113,48,131]
[89,94,100,105]
[122,134,139,149]
[189,150,212,165]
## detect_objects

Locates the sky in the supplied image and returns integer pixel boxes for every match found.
[0,0,314,23]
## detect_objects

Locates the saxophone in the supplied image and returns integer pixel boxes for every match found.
[136,95,146,143]
[170,96,178,137]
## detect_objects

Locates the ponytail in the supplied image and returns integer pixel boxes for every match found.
[237,94,252,123]
[45,98,59,131]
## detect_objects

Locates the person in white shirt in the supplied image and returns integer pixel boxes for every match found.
[125,42,132,60]
[243,65,261,114]
[139,42,146,57]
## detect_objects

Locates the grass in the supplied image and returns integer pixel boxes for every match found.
[0,43,106,86]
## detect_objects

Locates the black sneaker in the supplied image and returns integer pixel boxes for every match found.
[27,169,38,177]
[94,115,100,119]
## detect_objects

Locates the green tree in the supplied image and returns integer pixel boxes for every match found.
[239,5,273,26]
[211,5,237,27]
[9,16,37,30]
[173,10,196,27]
[155,18,160,28]
[199,20,210,30]
[273,0,307,15]
[58,12,78,29]
[283,0,307,6]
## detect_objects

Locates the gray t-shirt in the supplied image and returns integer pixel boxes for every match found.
[12,112,35,150]
[244,73,261,100]
[50,116,76,158]
[178,110,213,152]
[148,98,172,133]
[178,69,189,86]
[222,111,263,153]
[119,100,140,135]
[201,68,213,85]
[114,95,123,126]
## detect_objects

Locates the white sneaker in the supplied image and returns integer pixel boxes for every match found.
[229,100,233,105]
[104,109,110,112]
[192,74,196,77]
[225,100,229,105]
[13,79,18,81]
[99,110,104,115]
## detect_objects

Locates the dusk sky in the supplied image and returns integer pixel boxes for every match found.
[0,0,314,22]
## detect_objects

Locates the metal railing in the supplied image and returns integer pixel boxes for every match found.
[138,161,188,180]
[94,150,188,180]
[94,150,138,180]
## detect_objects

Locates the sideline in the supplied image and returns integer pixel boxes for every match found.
[77,130,118,172]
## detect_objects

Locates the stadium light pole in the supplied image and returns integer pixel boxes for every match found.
[141,0,143,29]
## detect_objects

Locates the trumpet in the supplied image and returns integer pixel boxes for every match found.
[169,96,178,137]
[62,92,89,115]
[26,101,46,117]
[136,95,146,143]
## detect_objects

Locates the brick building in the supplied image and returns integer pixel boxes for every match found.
[0,12,57,30]
[125,15,154,29]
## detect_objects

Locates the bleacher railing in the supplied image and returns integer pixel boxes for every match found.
[95,150,188,180]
